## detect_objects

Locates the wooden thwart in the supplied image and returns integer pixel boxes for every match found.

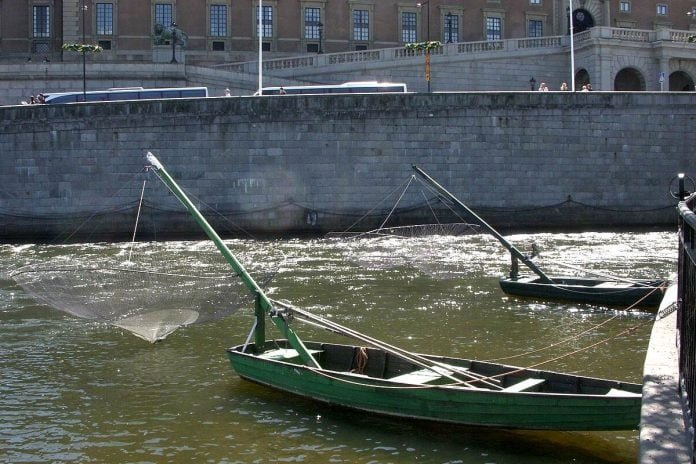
[389,366,455,385]
[503,378,546,392]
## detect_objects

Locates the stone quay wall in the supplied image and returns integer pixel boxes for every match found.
[0,92,693,241]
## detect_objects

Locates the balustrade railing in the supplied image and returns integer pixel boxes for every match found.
[212,26,696,75]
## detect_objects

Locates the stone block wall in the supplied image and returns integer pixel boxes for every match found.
[0,92,692,240]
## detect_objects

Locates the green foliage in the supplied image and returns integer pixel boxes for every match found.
[404,41,442,52]
[688,35,696,43]
[62,43,103,53]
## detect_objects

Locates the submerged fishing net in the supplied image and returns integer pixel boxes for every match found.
[10,241,281,342]
[325,223,479,240]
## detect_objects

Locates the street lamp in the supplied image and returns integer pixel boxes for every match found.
[170,22,178,63]
[529,77,536,91]
[446,12,453,43]
[416,1,430,42]
[318,21,324,54]
[81,0,87,99]
[416,1,431,93]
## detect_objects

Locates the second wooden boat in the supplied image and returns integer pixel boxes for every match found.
[412,166,668,309]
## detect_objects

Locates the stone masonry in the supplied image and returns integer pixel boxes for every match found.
[0,92,693,240]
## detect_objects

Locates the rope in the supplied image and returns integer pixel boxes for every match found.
[128,179,147,262]
[485,283,666,363]
[377,175,415,230]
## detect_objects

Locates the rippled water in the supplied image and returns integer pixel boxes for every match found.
[0,230,677,463]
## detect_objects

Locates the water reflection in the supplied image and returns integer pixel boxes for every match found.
[0,230,676,463]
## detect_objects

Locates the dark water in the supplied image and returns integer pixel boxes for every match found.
[0,230,676,463]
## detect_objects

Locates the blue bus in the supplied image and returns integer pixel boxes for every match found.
[42,86,208,104]
[255,81,408,96]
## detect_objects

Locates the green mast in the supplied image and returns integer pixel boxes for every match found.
[412,165,553,283]
[146,152,320,368]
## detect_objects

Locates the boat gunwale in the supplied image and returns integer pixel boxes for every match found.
[226,340,642,398]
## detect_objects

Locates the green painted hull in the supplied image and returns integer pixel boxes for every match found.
[499,276,667,309]
[227,340,641,431]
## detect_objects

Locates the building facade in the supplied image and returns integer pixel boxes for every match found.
[2,0,696,64]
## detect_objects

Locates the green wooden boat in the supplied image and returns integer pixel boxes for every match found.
[412,166,668,309]
[146,153,642,431]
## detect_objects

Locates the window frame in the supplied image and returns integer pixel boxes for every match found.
[95,3,114,36]
[154,3,173,30]
[401,11,417,43]
[486,16,502,41]
[528,19,543,38]
[209,4,227,37]
[352,9,369,42]
[304,7,321,40]
[443,13,459,43]
[32,5,51,38]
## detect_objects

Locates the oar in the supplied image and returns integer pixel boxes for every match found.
[539,259,661,287]
[273,299,502,389]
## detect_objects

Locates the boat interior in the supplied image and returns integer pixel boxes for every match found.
[231,340,641,396]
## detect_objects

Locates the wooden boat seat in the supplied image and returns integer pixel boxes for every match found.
[389,366,453,385]
[258,348,323,361]
[503,378,546,392]
[606,388,641,397]
[593,282,625,288]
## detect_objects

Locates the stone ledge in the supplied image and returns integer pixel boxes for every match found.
[640,301,693,463]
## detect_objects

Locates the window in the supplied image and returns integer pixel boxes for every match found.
[33,5,50,38]
[656,4,667,15]
[154,3,173,29]
[691,7,696,18]
[353,10,369,41]
[529,0,541,4]
[96,3,113,35]
[304,7,321,39]
[210,5,227,37]
[402,12,417,43]
[256,5,272,38]
[444,14,459,43]
[528,19,543,37]
[486,17,501,40]
[619,1,630,13]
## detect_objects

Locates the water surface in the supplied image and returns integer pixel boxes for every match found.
[0,230,676,463]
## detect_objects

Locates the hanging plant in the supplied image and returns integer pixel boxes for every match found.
[62,43,104,53]
[404,41,442,52]
[688,36,696,43]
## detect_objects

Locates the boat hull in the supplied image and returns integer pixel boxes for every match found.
[227,340,641,431]
[499,276,666,309]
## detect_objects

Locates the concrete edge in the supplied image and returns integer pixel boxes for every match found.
[640,302,693,463]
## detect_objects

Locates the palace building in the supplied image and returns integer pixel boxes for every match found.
[2,0,695,64]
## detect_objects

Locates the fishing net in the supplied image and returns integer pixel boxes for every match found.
[325,223,479,240]
[9,241,281,342]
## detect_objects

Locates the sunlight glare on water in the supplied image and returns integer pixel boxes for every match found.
[0,230,677,463]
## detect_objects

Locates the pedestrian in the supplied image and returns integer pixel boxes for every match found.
[279,86,287,95]
[29,95,36,104]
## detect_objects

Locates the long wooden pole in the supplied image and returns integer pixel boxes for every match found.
[146,152,319,367]
[412,165,553,283]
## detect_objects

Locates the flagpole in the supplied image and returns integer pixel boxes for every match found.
[258,0,263,95]
[569,0,575,91]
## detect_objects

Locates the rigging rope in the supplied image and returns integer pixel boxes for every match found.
[128,179,147,262]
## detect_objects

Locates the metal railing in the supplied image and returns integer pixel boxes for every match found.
[678,192,696,460]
